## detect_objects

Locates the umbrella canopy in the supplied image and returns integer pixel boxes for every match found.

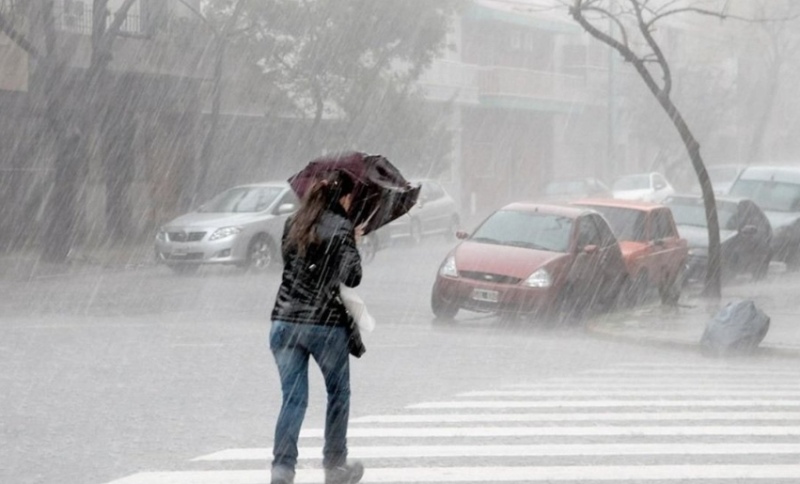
[288,152,421,235]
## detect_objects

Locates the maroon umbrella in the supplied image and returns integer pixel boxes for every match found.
[288,151,421,235]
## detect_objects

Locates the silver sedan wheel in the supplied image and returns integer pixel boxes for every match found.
[246,235,274,271]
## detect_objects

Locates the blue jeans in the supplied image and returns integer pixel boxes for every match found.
[270,320,351,470]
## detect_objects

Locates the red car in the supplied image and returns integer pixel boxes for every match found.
[430,202,628,322]
[572,199,688,304]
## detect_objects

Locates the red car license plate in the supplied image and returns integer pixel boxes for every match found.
[472,288,499,303]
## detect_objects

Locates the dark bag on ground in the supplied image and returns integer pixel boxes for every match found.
[700,299,769,357]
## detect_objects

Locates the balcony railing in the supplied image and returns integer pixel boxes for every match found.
[419,60,597,106]
[478,66,586,103]
[417,59,480,103]
[55,2,143,36]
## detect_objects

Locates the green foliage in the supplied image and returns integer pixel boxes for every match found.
[205,0,459,173]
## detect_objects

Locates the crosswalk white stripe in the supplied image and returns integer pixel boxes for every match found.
[614,363,786,368]
[299,425,800,438]
[409,399,800,409]
[505,381,800,388]
[104,465,800,483]
[460,390,800,397]
[584,369,799,375]
[193,443,800,461]
[350,411,800,423]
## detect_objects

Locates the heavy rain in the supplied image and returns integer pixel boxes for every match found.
[2,1,800,483]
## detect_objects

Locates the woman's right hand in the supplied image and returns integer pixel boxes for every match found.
[354,223,366,244]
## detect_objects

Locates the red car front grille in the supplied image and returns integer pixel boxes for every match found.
[459,271,522,285]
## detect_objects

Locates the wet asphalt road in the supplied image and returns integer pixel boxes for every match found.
[2,239,799,484]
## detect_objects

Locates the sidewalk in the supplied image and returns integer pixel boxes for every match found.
[588,271,800,359]
[0,244,154,282]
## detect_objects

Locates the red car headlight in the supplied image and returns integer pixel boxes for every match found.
[439,255,459,278]
[523,268,552,288]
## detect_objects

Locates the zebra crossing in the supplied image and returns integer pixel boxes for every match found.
[105,362,800,483]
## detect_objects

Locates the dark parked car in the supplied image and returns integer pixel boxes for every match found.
[706,164,747,196]
[380,178,460,245]
[430,202,627,322]
[664,194,772,283]
[728,165,800,270]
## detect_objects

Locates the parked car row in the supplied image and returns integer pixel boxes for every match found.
[432,164,800,324]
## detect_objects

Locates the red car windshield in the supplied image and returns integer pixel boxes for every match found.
[471,210,573,253]
[579,205,647,242]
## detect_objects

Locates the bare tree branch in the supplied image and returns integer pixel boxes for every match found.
[647,6,800,27]
[583,5,630,49]
[631,0,671,96]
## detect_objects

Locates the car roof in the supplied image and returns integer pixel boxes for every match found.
[707,163,747,170]
[738,165,800,184]
[502,201,588,218]
[571,198,663,212]
[614,172,657,179]
[664,193,747,205]
[546,176,603,183]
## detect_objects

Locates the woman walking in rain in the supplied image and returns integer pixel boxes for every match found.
[270,169,365,484]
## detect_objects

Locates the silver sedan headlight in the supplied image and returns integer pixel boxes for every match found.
[523,268,551,288]
[439,255,458,278]
[209,226,243,241]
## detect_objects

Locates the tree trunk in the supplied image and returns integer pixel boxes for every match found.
[103,104,136,243]
[657,96,721,297]
[37,3,86,263]
[195,35,225,203]
[194,0,247,203]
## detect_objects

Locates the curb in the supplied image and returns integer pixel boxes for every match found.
[587,325,800,360]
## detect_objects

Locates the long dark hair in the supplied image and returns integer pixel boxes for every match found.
[288,170,356,256]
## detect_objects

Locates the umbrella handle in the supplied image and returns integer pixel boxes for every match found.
[364,207,380,224]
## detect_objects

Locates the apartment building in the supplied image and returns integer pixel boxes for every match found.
[417,0,608,221]
[416,0,797,220]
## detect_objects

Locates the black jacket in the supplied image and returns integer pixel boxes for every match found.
[270,203,362,326]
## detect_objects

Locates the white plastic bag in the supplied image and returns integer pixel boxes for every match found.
[339,284,376,333]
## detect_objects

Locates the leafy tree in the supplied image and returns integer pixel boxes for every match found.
[205,0,459,172]
[176,0,252,201]
[1,0,139,261]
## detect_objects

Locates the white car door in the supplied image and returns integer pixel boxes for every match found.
[652,173,674,202]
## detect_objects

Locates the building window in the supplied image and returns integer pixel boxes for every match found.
[524,32,534,52]
[510,31,521,51]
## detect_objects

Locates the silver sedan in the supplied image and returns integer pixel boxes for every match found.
[154,182,298,274]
